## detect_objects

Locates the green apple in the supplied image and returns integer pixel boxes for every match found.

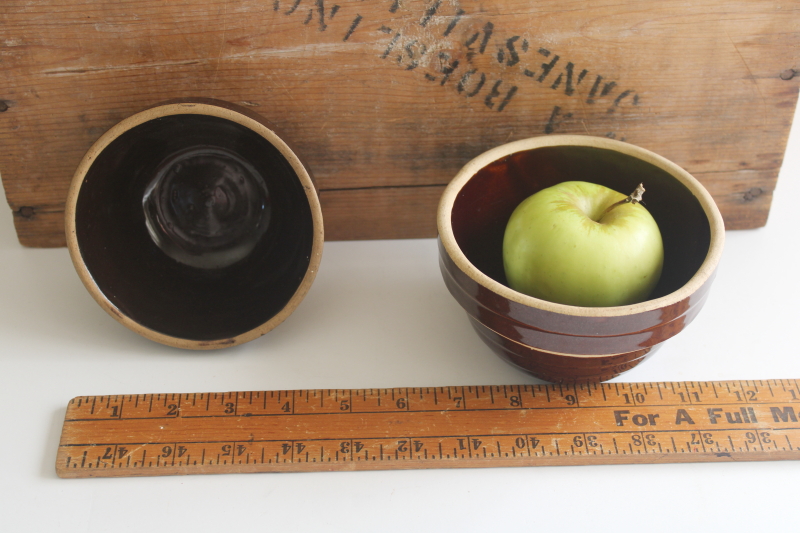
[502,181,664,307]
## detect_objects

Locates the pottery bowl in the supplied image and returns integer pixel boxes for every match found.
[66,99,323,349]
[437,135,724,383]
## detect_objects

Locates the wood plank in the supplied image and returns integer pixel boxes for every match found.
[320,185,443,240]
[1,0,799,246]
[56,381,800,478]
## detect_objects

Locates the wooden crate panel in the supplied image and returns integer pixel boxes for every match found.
[1,0,798,246]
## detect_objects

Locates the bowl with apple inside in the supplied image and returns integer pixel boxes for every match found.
[437,135,725,383]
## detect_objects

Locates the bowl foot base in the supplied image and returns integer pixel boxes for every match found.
[468,316,660,383]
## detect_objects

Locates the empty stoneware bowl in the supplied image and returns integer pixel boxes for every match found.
[437,135,724,383]
[66,99,323,349]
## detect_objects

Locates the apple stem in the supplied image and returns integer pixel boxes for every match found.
[602,183,646,216]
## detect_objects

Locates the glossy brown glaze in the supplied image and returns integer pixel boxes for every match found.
[469,317,659,383]
[437,135,724,382]
[66,99,323,349]
[440,244,713,355]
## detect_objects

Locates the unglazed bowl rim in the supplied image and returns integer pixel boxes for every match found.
[65,99,324,349]
[437,134,725,319]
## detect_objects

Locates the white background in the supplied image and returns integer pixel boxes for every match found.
[2,99,799,532]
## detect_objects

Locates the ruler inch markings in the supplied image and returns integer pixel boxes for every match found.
[56,380,800,478]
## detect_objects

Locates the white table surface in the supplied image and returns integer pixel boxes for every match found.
[2,102,799,532]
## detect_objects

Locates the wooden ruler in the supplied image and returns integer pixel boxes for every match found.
[56,380,800,478]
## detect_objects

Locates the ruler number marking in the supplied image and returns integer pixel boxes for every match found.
[57,379,800,477]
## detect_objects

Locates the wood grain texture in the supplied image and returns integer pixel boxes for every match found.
[56,380,800,477]
[2,0,799,246]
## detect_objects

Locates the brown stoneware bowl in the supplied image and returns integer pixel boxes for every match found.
[437,135,724,383]
[66,99,323,349]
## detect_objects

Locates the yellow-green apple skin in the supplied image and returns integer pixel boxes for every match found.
[502,181,664,307]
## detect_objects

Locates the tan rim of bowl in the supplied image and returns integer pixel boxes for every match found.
[437,134,725,318]
[65,100,324,349]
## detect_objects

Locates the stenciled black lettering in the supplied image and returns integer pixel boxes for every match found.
[284,0,302,15]
[465,22,493,60]
[608,89,633,113]
[536,49,559,83]
[675,409,696,425]
[726,411,744,423]
[343,14,362,41]
[401,40,428,70]
[457,68,486,97]
[443,9,465,37]
[381,30,402,59]
[479,22,494,53]
[496,85,517,112]
[501,36,521,67]
[419,0,441,27]
[429,52,459,85]
[545,105,572,134]
[586,75,603,104]
[550,62,588,96]
[268,1,643,125]
[707,408,723,424]
[304,0,338,31]
[483,80,517,111]
[771,406,798,423]
[484,80,502,108]
[601,81,617,96]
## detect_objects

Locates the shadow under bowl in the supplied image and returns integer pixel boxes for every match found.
[66,98,323,349]
[437,135,724,383]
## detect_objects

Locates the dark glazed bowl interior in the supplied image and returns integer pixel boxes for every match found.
[68,101,322,348]
[452,144,711,302]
